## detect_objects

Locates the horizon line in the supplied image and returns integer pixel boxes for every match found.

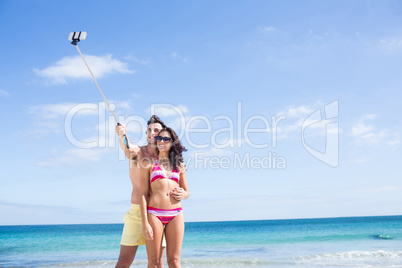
[1,214,401,227]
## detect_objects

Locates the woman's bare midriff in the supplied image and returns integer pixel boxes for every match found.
[148,179,181,209]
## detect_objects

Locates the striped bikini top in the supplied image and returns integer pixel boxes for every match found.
[150,157,180,184]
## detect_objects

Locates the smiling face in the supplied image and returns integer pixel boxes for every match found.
[147,123,163,144]
[156,130,172,152]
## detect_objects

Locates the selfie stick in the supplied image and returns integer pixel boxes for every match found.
[68,31,129,148]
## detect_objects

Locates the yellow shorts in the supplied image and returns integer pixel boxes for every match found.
[120,204,146,246]
[120,204,166,247]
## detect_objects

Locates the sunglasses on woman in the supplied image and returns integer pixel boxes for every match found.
[156,136,172,143]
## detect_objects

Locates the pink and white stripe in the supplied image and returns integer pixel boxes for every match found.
[148,206,183,226]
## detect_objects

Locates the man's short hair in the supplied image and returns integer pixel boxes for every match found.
[147,115,166,128]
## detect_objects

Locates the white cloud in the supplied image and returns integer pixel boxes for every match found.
[262,26,277,32]
[28,102,129,138]
[276,104,323,138]
[362,114,377,120]
[34,54,134,84]
[170,52,188,62]
[274,103,341,144]
[286,106,315,118]
[278,105,316,119]
[359,130,387,144]
[28,121,63,135]
[166,116,187,131]
[29,101,129,120]
[148,104,189,117]
[36,148,105,166]
[124,54,152,65]
[0,89,10,96]
[352,123,374,136]
[107,100,131,112]
[351,114,400,145]
[387,139,400,146]
[351,114,381,144]
[380,37,402,51]
[351,158,370,163]
[29,103,90,119]
[356,186,398,194]
[276,119,303,137]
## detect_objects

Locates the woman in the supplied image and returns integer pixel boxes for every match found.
[140,127,189,268]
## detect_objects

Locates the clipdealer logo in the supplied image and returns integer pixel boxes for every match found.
[301,100,339,167]
[63,100,339,168]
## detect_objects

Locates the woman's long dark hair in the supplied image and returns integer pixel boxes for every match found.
[157,127,187,169]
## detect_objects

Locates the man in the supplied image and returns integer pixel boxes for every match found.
[115,115,166,268]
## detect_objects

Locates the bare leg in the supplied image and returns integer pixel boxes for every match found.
[146,214,165,268]
[115,245,138,268]
[159,246,166,268]
[165,213,184,268]
[116,238,165,268]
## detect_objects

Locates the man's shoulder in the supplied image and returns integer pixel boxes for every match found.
[139,145,148,150]
[139,145,152,157]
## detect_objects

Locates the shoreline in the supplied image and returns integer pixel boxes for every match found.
[2,216,401,268]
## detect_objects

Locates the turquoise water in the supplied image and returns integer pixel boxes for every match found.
[1,216,402,267]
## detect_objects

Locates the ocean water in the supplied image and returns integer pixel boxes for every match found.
[1,216,401,267]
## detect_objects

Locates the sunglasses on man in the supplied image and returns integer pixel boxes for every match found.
[156,136,172,143]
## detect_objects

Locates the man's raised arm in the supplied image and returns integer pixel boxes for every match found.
[116,123,140,160]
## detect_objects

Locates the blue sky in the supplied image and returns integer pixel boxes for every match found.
[1,0,402,225]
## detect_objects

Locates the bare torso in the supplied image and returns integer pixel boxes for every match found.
[129,145,157,204]
[129,161,141,204]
